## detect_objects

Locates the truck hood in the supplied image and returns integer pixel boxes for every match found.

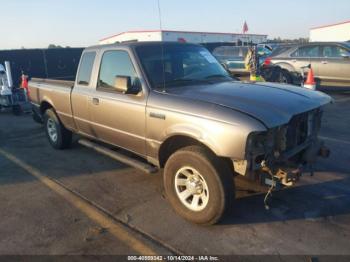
[165,81,332,128]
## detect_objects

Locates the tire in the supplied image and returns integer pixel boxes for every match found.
[163,146,234,225]
[277,70,292,84]
[44,108,72,149]
[32,110,43,124]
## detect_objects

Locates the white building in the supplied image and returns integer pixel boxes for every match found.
[99,30,267,45]
[310,20,350,42]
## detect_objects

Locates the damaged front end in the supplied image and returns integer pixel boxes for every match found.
[240,108,330,188]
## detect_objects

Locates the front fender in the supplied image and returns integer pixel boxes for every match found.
[148,113,265,161]
[163,123,221,156]
[146,90,267,162]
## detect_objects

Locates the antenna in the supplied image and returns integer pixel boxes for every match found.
[157,0,166,92]
[157,0,163,31]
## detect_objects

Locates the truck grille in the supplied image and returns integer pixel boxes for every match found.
[285,110,321,151]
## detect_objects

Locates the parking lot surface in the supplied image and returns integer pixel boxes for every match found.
[0,91,350,256]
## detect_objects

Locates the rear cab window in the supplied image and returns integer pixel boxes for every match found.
[76,52,96,86]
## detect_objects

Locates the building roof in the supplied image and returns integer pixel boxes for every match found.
[100,29,267,42]
[310,20,350,30]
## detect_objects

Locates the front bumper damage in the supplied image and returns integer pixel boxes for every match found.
[258,138,330,209]
[240,136,330,210]
[261,138,330,188]
[235,109,330,189]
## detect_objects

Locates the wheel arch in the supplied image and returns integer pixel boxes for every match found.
[273,62,296,73]
[158,134,233,172]
[40,100,54,114]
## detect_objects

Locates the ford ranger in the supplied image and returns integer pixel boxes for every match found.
[29,42,331,225]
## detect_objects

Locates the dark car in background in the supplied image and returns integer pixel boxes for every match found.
[209,45,272,78]
[205,43,296,84]
[270,42,350,87]
[202,43,273,78]
[211,45,250,77]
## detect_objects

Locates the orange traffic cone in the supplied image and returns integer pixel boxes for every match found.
[304,67,316,90]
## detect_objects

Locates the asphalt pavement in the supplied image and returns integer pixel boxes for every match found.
[0,91,349,257]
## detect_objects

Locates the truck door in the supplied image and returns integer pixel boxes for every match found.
[88,49,147,156]
[71,51,97,137]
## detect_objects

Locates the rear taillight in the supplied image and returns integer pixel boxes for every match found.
[264,57,272,66]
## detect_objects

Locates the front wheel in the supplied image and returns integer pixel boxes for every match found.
[44,109,72,149]
[163,146,234,225]
[32,109,43,124]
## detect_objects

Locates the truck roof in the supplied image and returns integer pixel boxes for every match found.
[84,41,201,51]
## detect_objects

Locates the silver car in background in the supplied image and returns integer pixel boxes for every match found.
[270,42,350,88]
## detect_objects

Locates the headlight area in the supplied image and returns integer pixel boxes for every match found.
[245,128,284,166]
[234,111,330,209]
[232,130,275,178]
[243,126,302,187]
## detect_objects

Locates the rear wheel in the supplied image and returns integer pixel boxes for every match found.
[277,70,292,84]
[163,146,234,225]
[44,109,72,149]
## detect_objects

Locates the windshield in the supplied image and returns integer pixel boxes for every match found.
[212,46,248,58]
[135,44,232,89]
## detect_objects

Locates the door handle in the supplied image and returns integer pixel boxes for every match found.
[321,61,328,64]
[92,97,99,105]
[292,59,297,63]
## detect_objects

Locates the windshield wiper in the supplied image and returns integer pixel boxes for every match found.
[205,74,231,80]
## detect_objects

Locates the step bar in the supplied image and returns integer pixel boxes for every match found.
[78,139,158,174]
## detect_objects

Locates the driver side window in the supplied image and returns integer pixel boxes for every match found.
[97,50,140,92]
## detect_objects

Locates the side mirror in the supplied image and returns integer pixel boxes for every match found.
[341,53,350,59]
[113,75,142,94]
[113,75,131,93]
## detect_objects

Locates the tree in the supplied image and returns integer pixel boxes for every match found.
[266,37,309,44]
[48,44,63,49]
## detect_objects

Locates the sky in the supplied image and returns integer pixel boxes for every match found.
[0,0,349,49]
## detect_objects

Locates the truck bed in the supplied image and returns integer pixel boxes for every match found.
[30,78,74,88]
[29,78,74,103]
[29,78,75,130]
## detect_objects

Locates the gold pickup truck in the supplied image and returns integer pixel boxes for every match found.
[29,42,331,225]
